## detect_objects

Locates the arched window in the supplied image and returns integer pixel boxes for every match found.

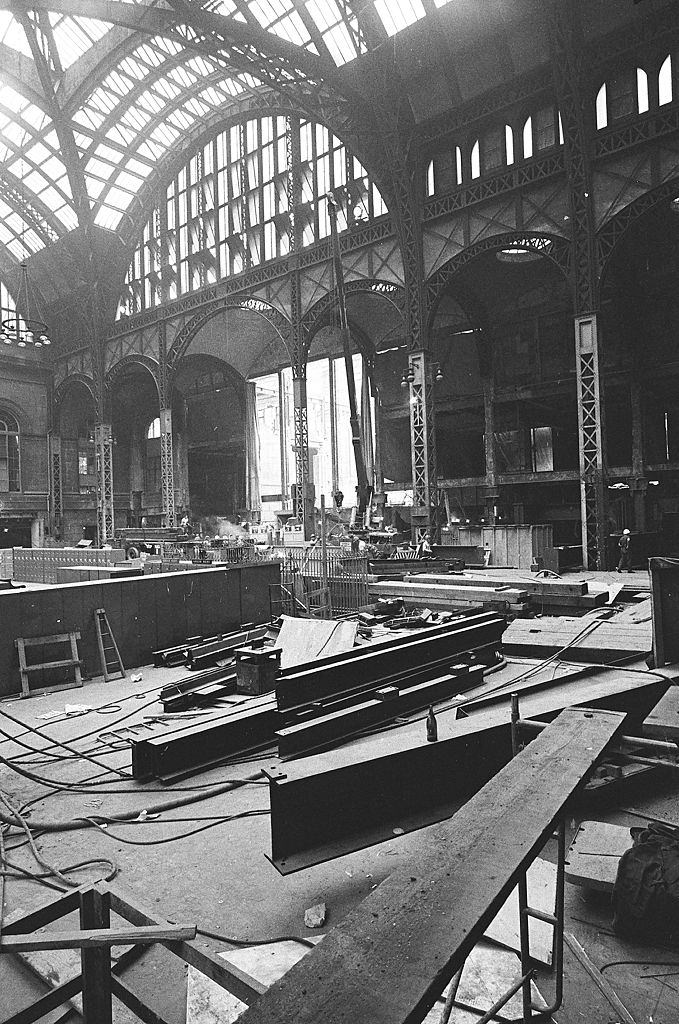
[522,106,562,160]
[426,159,435,197]
[471,140,480,179]
[119,115,388,317]
[0,412,20,492]
[659,54,673,106]
[147,417,160,439]
[425,147,463,196]
[596,68,649,130]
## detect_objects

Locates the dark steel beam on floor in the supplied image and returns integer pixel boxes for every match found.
[276,612,506,712]
[264,666,664,873]
[276,665,484,759]
[241,708,624,1024]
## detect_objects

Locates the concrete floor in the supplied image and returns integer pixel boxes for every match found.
[1,600,678,1024]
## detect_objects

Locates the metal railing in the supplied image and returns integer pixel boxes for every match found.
[270,546,369,617]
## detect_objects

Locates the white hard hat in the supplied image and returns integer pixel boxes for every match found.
[623,528,630,534]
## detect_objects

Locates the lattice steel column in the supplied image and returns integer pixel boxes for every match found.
[95,422,114,544]
[546,0,607,568]
[409,351,438,544]
[287,115,312,539]
[158,324,176,528]
[160,407,176,528]
[48,433,62,538]
[575,315,605,566]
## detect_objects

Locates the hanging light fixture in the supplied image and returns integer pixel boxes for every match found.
[1,261,51,348]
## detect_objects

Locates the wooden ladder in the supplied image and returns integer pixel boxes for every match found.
[15,632,83,698]
[95,608,126,682]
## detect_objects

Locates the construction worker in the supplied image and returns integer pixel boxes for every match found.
[617,529,632,573]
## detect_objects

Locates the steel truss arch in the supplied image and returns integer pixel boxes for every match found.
[597,174,679,274]
[104,354,160,397]
[53,372,97,410]
[425,232,572,333]
[167,296,292,375]
[173,352,247,411]
[302,279,405,345]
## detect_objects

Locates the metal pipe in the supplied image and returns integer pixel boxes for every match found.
[510,692,520,757]
[516,717,678,758]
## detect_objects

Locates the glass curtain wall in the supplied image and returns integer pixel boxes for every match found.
[253,353,374,519]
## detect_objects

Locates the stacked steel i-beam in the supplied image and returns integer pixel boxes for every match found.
[131,612,506,782]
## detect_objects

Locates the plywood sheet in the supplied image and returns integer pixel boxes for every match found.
[274,616,357,669]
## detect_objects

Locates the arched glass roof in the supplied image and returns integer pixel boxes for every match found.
[0,0,650,259]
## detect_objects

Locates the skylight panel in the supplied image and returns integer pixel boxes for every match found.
[88,157,118,180]
[73,107,106,130]
[23,169,48,194]
[0,14,32,59]
[23,142,51,165]
[59,207,79,231]
[107,124,138,147]
[304,0,364,64]
[1,120,30,147]
[116,170,145,192]
[322,22,356,64]
[49,15,111,70]
[94,206,122,230]
[137,88,170,115]
[85,176,106,200]
[374,0,426,36]
[103,186,135,211]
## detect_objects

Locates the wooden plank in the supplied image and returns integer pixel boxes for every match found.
[410,573,588,598]
[643,679,679,740]
[370,581,529,604]
[0,925,196,952]
[241,708,623,1024]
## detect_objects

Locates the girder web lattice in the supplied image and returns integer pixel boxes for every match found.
[575,318,604,570]
[95,423,114,545]
[409,352,438,544]
[48,434,62,535]
[160,408,176,529]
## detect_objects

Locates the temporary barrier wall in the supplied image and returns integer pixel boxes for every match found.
[0,561,280,697]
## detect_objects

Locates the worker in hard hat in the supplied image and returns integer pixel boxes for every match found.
[616,528,632,573]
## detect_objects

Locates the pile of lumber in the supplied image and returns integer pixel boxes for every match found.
[369,578,531,614]
[369,569,612,616]
[502,615,651,664]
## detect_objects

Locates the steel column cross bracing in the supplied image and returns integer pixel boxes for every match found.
[241,708,623,1024]
[160,407,176,528]
[545,0,607,568]
[95,422,114,545]
[575,314,605,570]
[158,322,176,528]
[48,433,62,536]
[286,115,312,540]
[409,351,438,544]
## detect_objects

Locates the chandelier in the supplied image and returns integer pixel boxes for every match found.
[0,261,50,348]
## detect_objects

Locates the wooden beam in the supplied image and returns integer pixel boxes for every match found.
[0,925,196,952]
[240,708,624,1024]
